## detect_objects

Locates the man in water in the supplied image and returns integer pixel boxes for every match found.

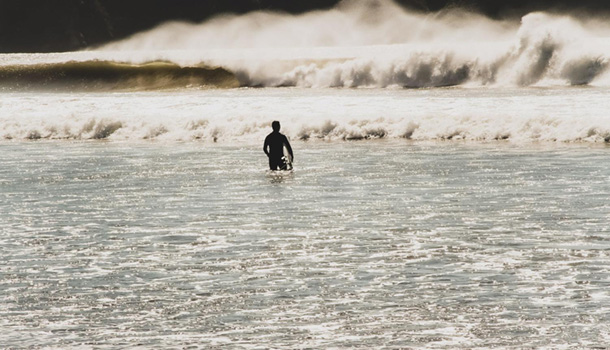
[263,121,294,170]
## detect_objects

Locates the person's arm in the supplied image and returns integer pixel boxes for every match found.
[283,135,294,161]
[263,136,269,156]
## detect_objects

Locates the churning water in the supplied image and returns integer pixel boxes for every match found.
[1,87,610,143]
[2,140,610,349]
[3,1,610,347]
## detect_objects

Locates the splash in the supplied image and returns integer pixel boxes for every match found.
[1,1,609,90]
[95,0,610,88]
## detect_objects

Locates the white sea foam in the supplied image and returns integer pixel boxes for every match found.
[93,0,610,88]
[1,1,610,143]
[2,2,609,89]
[1,87,609,143]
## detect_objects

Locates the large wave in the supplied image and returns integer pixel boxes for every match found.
[95,0,610,89]
[2,1,609,90]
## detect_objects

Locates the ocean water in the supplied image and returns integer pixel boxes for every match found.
[1,87,610,143]
[2,136,610,349]
[3,2,610,348]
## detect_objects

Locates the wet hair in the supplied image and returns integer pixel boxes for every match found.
[272,121,280,131]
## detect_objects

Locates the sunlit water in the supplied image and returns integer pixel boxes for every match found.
[2,140,610,349]
[1,87,610,143]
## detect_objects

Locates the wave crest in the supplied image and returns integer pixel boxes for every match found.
[3,2,610,90]
[4,111,609,143]
[0,60,239,91]
[92,1,610,89]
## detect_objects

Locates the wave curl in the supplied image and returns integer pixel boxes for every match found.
[0,60,239,91]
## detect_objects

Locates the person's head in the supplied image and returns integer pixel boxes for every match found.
[272,121,280,132]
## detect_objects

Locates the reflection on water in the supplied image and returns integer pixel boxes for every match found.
[1,141,610,349]
[266,169,294,184]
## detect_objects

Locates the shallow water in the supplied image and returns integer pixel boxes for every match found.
[2,140,610,349]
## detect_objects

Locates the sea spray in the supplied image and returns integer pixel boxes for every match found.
[2,2,609,89]
[94,1,610,88]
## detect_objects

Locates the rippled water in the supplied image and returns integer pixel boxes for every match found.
[1,141,610,349]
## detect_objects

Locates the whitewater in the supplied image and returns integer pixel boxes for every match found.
[1,87,610,143]
[2,1,610,348]
[2,1,610,143]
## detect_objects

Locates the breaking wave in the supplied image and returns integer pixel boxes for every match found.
[93,0,610,89]
[0,60,239,91]
[4,109,609,143]
[2,1,610,90]
[2,88,609,143]
[2,0,610,144]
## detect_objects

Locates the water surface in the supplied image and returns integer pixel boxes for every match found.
[2,141,610,349]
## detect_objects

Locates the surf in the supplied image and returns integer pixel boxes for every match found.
[2,3,610,90]
[91,1,610,89]
[1,87,609,143]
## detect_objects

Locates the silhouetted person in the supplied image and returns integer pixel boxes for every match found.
[264,121,293,170]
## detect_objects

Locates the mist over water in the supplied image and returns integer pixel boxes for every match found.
[98,0,610,88]
[2,0,610,89]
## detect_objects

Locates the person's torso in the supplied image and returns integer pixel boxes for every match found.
[266,132,286,157]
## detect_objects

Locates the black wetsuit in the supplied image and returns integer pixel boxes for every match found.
[263,131,293,170]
